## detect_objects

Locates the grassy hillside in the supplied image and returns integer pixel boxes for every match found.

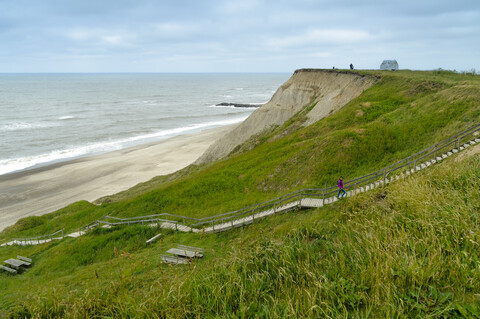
[1,70,480,317]
[2,145,480,317]
[2,70,479,239]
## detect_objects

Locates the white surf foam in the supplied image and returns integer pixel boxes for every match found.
[58,116,75,120]
[121,116,247,143]
[208,104,236,109]
[0,116,248,176]
[0,144,121,175]
[0,121,55,132]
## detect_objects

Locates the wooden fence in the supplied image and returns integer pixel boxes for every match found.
[189,122,480,230]
[10,229,64,245]
[5,122,480,243]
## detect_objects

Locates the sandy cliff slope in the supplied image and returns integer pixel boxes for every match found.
[196,69,376,163]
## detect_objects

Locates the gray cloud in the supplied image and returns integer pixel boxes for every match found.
[0,0,478,72]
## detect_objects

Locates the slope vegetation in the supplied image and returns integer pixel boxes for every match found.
[2,142,480,317]
[197,69,376,163]
[4,69,478,237]
[1,69,480,317]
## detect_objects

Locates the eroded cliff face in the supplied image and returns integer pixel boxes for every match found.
[196,69,376,164]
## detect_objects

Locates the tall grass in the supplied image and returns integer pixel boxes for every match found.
[3,70,480,241]
[2,70,480,317]
[4,155,480,317]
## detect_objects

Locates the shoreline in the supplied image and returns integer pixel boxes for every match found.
[0,124,236,232]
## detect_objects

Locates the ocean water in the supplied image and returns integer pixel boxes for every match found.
[0,73,289,176]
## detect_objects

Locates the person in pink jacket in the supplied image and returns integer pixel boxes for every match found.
[337,177,346,199]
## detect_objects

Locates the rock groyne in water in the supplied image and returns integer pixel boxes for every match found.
[216,102,263,108]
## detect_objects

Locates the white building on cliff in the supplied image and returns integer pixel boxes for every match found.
[380,60,399,71]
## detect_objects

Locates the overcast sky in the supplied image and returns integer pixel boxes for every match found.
[1,0,479,73]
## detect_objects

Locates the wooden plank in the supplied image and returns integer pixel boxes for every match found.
[4,258,30,269]
[210,226,232,233]
[166,248,203,258]
[17,256,32,263]
[0,265,17,274]
[177,245,205,253]
[146,233,162,244]
[160,255,189,264]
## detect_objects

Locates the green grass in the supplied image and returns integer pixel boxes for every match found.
[3,70,480,241]
[1,70,480,317]
[2,154,480,317]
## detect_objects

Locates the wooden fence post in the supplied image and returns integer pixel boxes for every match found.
[323,182,327,205]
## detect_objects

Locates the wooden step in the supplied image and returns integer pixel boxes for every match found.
[0,265,17,274]
[145,233,162,244]
[160,255,189,264]
[4,258,30,269]
[16,256,32,263]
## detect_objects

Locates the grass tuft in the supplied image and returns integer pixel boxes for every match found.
[2,70,480,317]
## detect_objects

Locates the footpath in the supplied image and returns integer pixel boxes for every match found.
[2,124,480,247]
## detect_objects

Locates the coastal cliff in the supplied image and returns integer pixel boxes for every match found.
[197,69,377,163]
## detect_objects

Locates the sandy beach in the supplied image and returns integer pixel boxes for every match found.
[0,125,235,232]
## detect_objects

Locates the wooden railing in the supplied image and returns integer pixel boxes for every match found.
[190,190,304,230]
[5,123,480,244]
[97,215,179,229]
[189,122,480,230]
[78,122,480,233]
[79,213,196,232]
[10,229,64,245]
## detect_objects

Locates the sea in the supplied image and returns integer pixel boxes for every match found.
[0,73,290,176]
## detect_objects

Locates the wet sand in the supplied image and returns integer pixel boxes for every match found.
[0,125,235,232]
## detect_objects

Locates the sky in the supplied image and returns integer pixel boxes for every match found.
[1,0,479,73]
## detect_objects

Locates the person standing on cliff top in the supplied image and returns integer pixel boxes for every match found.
[337,177,346,199]
[350,63,354,70]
